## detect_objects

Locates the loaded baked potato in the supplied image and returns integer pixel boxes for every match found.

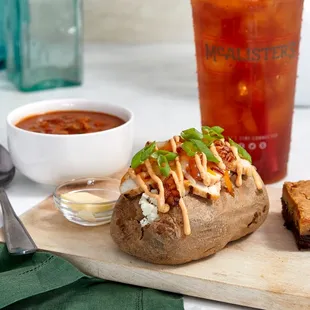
[110,126,270,265]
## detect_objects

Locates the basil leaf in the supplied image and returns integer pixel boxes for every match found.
[131,141,156,169]
[181,128,203,140]
[157,154,170,177]
[181,141,198,157]
[229,138,252,163]
[190,139,219,163]
[202,126,224,139]
[151,150,178,161]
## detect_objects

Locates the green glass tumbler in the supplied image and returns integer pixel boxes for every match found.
[5,0,83,92]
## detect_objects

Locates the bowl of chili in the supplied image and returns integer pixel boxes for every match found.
[7,98,134,185]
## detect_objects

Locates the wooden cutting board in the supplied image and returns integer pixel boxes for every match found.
[0,187,309,310]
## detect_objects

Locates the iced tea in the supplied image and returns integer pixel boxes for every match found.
[191,0,304,183]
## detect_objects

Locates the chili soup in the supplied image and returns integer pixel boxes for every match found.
[15,110,125,135]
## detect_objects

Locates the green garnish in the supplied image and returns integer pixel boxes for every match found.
[157,154,170,177]
[181,128,203,140]
[152,150,178,176]
[229,138,252,163]
[151,150,178,161]
[180,127,222,161]
[202,126,224,139]
[181,141,198,157]
[131,145,177,176]
[131,141,157,169]
[131,125,228,174]
[190,139,219,163]
[210,126,224,134]
[202,135,217,146]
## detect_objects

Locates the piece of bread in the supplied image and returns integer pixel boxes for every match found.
[282,181,310,249]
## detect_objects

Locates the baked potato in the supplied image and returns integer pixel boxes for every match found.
[110,126,270,265]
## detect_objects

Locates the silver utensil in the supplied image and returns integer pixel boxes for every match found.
[0,145,37,255]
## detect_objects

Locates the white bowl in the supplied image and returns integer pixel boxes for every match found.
[7,99,134,185]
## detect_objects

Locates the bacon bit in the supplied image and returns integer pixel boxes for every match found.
[134,164,147,174]
[176,146,182,154]
[215,141,236,163]
[224,170,234,197]
[207,162,224,176]
[211,166,224,176]
[163,175,180,207]
[178,150,188,160]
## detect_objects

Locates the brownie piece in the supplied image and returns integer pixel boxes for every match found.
[282,181,310,249]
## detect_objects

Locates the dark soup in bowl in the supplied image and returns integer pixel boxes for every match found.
[15,110,125,135]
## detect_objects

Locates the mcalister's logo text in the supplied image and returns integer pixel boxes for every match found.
[205,42,298,62]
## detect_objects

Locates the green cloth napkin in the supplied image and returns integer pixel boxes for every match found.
[0,244,184,310]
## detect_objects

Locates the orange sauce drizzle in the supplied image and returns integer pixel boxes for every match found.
[230,146,262,190]
[130,137,263,236]
[128,167,169,213]
[195,153,210,186]
[170,137,185,196]
[170,137,190,235]
[170,170,191,235]
[210,143,226,170]
[144,159,169,213]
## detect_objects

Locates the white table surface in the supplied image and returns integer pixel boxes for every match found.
[0,43,309,310]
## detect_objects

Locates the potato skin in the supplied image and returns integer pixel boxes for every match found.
[110,176,269,265]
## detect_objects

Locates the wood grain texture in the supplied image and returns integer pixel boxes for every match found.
[0,187,309,310]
